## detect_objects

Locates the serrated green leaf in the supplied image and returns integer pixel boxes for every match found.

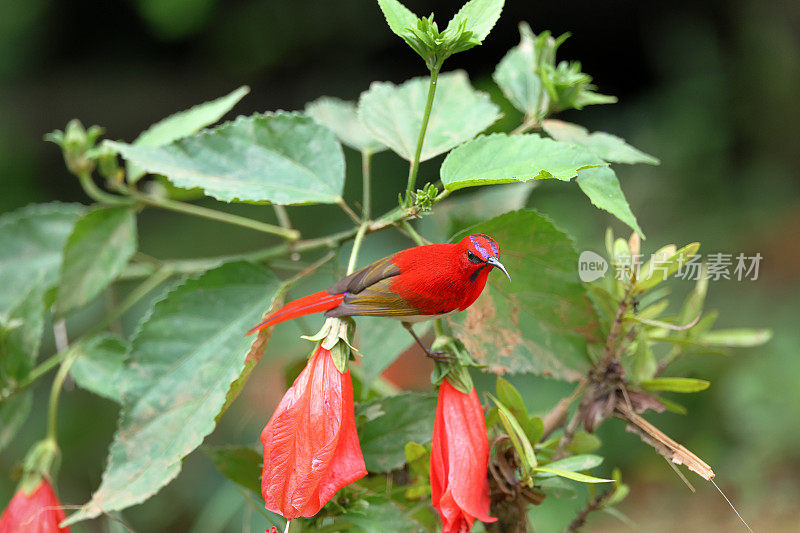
[203,445,262,495]
[358,71,500,162]
[575,166,644,237]
[697,329,772,347]
[56,206,137,315]
[451,210,600,380]
[542,119,659,165]
[440,133,605,191]
[0,203,85,315]
[107,112,345,205]
[340,495,424,533]
[376,0,418,41]
[306,97,387,153]
[443,0,503,47]
[0,278,45,384]
[640,377,710,393]
[70,334,130,403]
[0,391,32,452]
[355,317,425,386]
[492,22,553,117]
[356,392,437,472]
[128,86,249,183]
[63,262,281,525]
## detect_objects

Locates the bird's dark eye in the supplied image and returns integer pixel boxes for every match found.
[466,250,484,264]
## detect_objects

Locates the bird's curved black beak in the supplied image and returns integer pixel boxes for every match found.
[486,257,511,281]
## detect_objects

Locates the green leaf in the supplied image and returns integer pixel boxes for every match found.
[440,133,605,191]
[0,203,85,315]
[0,392,32,452]
[542,454,604,473]
[0,278,46,384]
[631,339,656,383]
[490,394,537,471]
[356,392,437,472]
[566,431,602,455]
[203,445,262,495]
[376,0,418,42]
[63,262,281,525]
[496,378,528,421]
[356,317,425,386]
[542,119,659,165]
[339,495,424,532]
[306,97,387,153]
[492,23,555,118]
[358,71,500,162]
[128,86,250,183]
[451,210,601,380]
[636,242,701,293]
[56,206,137,315]
[697,329,772,348]
[107,112,345,205]
[443,0,504,48]
[70,334,130,403]
[640,377,710,393]
[575,166,644,237]
[534,467,612,483]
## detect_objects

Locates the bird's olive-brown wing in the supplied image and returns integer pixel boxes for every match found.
[325,255,422,317]
[327,254,400,295]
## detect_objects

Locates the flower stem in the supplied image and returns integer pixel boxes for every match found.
[405,65,440,203]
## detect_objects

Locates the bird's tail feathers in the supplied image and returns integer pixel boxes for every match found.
[246,290,345,335]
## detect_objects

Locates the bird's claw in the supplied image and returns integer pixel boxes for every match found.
[425,350,457,363]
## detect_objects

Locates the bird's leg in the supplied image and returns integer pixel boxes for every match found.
[402,322,456,362]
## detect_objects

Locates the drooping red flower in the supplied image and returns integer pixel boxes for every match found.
[430,379,496,533]
[0,480,70,533]
[261,345,366,519]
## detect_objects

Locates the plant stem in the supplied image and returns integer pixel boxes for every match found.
[405,65,440,203]
[78,172,134,206]
[361,151,372,220]
[273,205,292,230]
[347,223,369,275]
[510,115,541,135]
[337,197,362,225]
[400,220,428,246]
[128,189,300,240]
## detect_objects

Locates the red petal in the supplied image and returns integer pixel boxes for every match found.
[261,346,366,519]
[430,380,496,530]
[0,480,70,533]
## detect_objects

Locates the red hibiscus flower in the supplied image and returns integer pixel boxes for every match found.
[430,379,496,533]
[0,480,70,533]
[261,345,366,519]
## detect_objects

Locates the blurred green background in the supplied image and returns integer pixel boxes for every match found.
[1,0,798,531]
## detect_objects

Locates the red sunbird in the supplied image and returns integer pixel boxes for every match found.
[246,233,510,359]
